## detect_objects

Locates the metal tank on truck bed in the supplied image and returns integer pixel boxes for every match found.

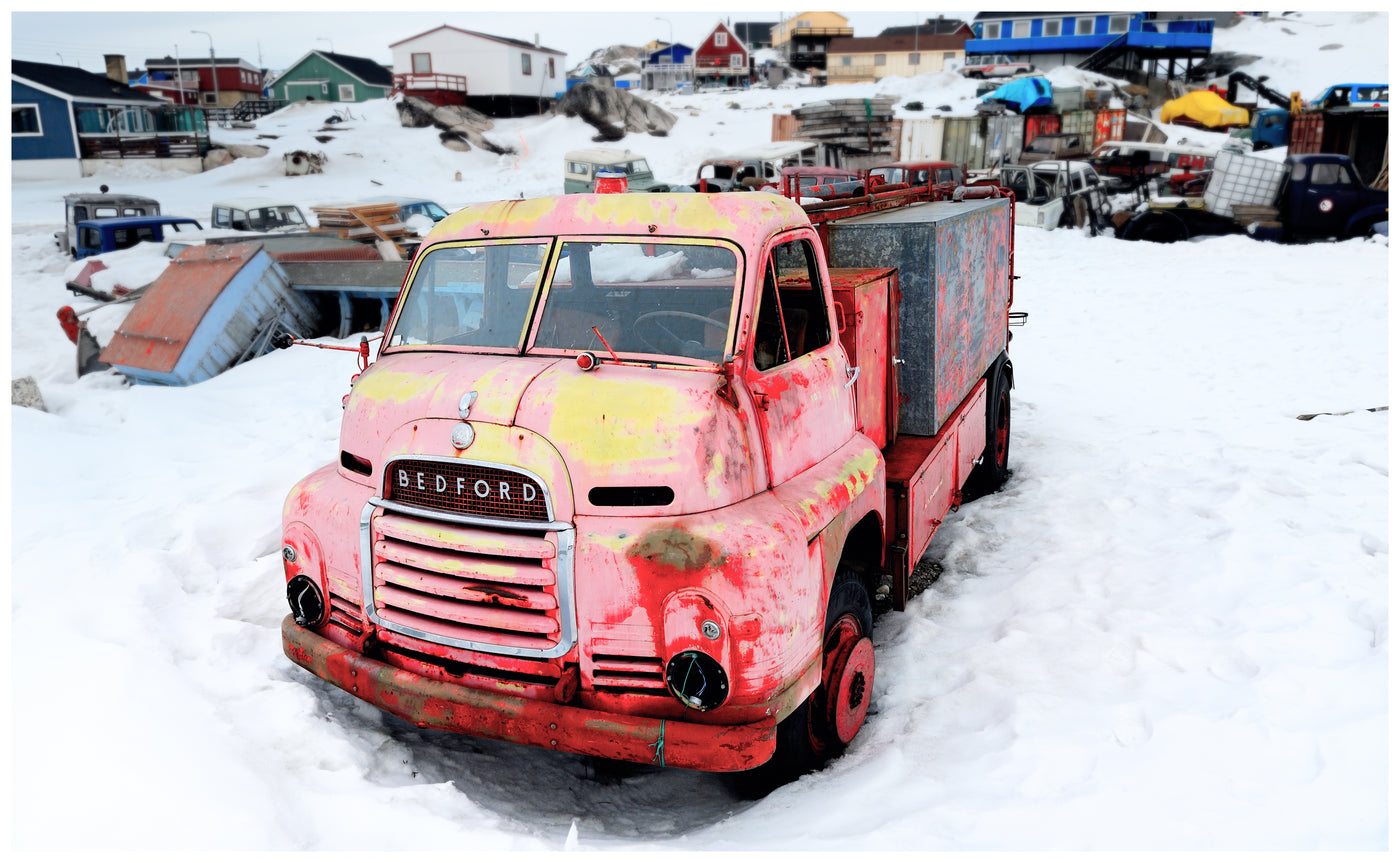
[277,188,1019,790]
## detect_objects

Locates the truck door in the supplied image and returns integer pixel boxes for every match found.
[1296,158,1362,237]
[745,233,856,487]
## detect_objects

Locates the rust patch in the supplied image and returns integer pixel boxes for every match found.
[627,526,723,574]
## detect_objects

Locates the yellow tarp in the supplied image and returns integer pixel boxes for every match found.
[1160,90,1250,128]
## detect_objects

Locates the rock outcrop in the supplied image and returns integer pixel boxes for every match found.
[395,97,515,155]
[552,82,677,142]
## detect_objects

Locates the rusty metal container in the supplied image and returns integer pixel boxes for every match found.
[829,267,898,448]
[100,242,320,385]
[1290,111,1325,154]
[940,116,987,172]
[1059,109,1096,138]
[986,112,1025,166]
[1024,113,1060,141]
[824,197,1011,436]
[1094,108,1127,147]
[898,117,946,161]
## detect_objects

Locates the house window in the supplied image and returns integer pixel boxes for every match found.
[548,58,555,78]
[841,56,852,66]
[983,22,1001,39]
[11,104,41,135]
[943,52,956,64]
[715,31,728,47]
[1013,20,1030,38]
[730,53,743,67]
[338,84,355,101]
[874,54,885,66]
[522,53,532,75]
[321,82,328,96]
[412,52,432,74]
[1109,15,1129,33]
[909,53,920,65]
[1043,19,1061,37]
[203,92,217,104]
[1076,17,1094,35]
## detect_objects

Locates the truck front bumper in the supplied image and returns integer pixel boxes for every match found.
[282,615,778,772]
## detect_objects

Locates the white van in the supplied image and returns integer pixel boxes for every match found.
[210,198,310,233]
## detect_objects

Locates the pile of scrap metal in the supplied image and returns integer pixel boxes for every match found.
[58,235,408,382]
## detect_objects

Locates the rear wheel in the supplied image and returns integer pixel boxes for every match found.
[729,569,874,797]
[964,363,1011,500]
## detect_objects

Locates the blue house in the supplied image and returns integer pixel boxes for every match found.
[642,43,694,91]
[13,59,209,181]
[967,11,1217,81]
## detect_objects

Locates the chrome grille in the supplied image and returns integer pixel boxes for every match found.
[363,505,576,659]
[385,458,549,522]
[590,653,667,692]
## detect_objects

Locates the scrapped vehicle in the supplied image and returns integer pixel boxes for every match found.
[961,54,1036,78]
[210,198,310,233]
[564,149,672,193]
[56,192,160,259]
[1089,141,1217,191]
[1119,150,1388,243]
[278,189,1019,790]
[776,166,864,200]
[1018,132,1091,165]
[362,196,451,226]
[694,141,818,192]
[866,161,964,197]
[994,159,1109,230]
[1310,83,1388,109]
[74,215,203,259]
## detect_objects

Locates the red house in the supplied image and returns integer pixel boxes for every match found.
[143,56,264,109]
[693,22,751,89]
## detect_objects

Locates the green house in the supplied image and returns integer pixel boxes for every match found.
[268,50,392,103]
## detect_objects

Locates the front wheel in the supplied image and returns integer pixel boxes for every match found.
[729,569,874,796]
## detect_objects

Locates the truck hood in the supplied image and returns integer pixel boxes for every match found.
[341,351,760,516]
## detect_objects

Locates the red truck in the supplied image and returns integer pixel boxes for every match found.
[278,187,1017,790]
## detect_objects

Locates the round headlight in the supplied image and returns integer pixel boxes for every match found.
[286,574,327,628]
[665,650,729,712]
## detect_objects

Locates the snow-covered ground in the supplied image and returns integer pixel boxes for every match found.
[9,12,1389,852]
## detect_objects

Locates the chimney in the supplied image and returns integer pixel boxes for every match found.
[104,54,128,85]
[534,33,540,48]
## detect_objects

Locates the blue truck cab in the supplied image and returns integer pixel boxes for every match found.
[75,215,204,259]
[1281,153,1389,239]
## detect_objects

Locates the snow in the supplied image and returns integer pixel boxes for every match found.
[8,12,1389,852]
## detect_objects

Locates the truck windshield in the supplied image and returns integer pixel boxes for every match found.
[387,238,739,364]
[533,240,738,364]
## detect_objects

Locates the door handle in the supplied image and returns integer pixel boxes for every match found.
[844,365,860,389]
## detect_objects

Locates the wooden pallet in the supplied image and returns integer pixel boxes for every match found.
[308,204,408,254]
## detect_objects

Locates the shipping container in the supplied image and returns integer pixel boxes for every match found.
[772,113,801,142]
[1059,109,1096,138]
[1024,113,1060,142]
[986,113,1024,166]
[941,116,987,171]
[1094,108,1127,148]
[825,198,1012,436]
[897,117,946,161]
[1052,86,1085,113]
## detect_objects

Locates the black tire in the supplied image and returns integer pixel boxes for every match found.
[1123,211,1189,243]
[727,569,873,797]
[964,363,1011,500]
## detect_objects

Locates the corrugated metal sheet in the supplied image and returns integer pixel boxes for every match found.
[1094,109,1127,148]
[898,117,945,161]
[1025,113,1060,141]
[941,116,986,171]
[986,113,1024,166]
[1060,109,1096,138]
[101,242,320,385]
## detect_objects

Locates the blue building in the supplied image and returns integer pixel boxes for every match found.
[642,43,694,91]
[13,59,209,181]
[967,11,1217,82]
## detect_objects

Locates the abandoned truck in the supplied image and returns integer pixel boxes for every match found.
[279,190,1016,787]
[1118,149,1388,242]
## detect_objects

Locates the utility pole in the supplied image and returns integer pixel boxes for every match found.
[192,30,219,106]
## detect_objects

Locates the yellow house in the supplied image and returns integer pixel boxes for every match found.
[772,12,853,83]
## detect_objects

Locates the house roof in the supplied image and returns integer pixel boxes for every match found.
[269,50,392,88]
[973,11,1131,20]
[700,21,746,53]
[145,56,260,71]
[828,32,968,53]
[878,19,972,38]
[12,59,165,104]
[389,24,565,57]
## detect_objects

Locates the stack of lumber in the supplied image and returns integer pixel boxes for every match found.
[309,204,408,249]
[793,98,897,156]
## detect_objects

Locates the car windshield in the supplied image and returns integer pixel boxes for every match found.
[387,239,739,364]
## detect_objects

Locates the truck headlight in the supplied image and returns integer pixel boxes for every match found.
[282,523,328,627]
[286,574,327,627]
[665,650,729,711]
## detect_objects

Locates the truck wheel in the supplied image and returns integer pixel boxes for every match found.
[964,364,1011,500]
[1123,211,1188,243]
[728,569,874,797]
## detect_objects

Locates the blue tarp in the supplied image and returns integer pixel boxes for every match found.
[983,77,1053,113]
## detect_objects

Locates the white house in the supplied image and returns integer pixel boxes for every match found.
[389,25,566,116]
